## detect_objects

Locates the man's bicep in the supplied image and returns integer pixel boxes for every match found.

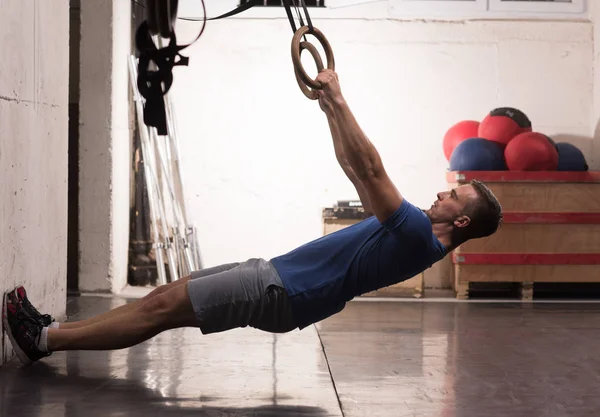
[362,171,404,224]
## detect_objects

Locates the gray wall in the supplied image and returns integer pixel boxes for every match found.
[0,0,70,364]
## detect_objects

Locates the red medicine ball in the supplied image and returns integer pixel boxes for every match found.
[504,132,559,171]
[443,120,480,161]
[478,107,532,147]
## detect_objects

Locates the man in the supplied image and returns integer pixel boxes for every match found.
[3,69,503,365]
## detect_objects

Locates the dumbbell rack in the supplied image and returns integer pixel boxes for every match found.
[128,55,203,285]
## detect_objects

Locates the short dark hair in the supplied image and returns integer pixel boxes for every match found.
[452,179,503,245]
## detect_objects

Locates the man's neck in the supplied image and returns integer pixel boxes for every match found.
[431,223,454,251]
[420,209,456,251]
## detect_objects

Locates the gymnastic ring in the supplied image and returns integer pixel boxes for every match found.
[291,26,335,92]
[147,0,179,38]
[295,41,325,100]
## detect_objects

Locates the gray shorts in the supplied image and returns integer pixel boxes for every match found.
[186,258,298,335]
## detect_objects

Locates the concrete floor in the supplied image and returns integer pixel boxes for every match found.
[2,296,600,417]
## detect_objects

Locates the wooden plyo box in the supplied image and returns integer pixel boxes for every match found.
[448,171,600,300]
[322,206,424,298]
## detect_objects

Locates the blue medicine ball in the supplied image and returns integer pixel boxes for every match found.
[556,142,588,171]
[449,137,507,171]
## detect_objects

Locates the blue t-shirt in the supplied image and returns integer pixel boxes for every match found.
[270,199,447,330]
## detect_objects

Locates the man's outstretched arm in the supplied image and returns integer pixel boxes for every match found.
[323,112,373,215]
[316,70,403,223]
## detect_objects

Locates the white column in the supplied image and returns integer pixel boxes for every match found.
[78,0,131,292]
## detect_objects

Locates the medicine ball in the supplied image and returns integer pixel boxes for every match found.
[556,142,589,171]
[478,107,532,147]
[443,120,480,161]
[449,137,507,171]
[504,132,559,171]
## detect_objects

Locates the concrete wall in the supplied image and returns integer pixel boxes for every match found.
[0,0,69,364]
[168,3,597,289]
[78,0,131,293]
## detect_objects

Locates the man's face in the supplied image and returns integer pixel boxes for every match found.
[425,184,478,227]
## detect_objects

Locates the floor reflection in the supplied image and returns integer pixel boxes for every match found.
[0,295,340,417]
[317,300,600,417]
[4,295,600,416]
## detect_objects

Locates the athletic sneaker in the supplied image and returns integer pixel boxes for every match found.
[14,286,54,327]
[2,289,51,365]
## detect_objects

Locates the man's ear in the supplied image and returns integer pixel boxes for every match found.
[454,215,471,228]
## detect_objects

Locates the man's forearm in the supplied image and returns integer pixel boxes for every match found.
[330,97,383,181]
[325,112,373,214]
[326,113,350,168]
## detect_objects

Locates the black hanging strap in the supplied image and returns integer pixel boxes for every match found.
[136,23,187,135]
[135,0,206,136]
[300,0,314,32]
[281,0,299,33]
[282,0,313,35]
[135,0,316,135]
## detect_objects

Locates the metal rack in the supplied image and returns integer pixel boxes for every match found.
[128,55,202,285]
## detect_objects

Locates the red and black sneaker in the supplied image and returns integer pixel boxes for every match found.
[2,289,51,365]
[14,286,54,327]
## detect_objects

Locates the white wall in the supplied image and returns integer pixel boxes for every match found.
[0,0,69,364]
[78,0,131,293]
[167,3,596,288]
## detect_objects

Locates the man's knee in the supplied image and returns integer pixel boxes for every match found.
[142,277,191,302]
[140,282,196,328]
[142,286,166,303]
[140,293,171,318]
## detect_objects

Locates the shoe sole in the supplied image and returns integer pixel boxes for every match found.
[2,292,33,365]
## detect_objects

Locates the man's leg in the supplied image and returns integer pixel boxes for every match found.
[47,282,196,351]
[54,262,241,330]
[3,259,294,364]
[3,279,198,364]
[58,276,191,330]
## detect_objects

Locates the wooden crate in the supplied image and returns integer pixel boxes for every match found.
[448,171,600,300]
[322,207,424,298]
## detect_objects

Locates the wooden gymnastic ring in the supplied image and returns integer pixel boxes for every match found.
[291,26,335,92]
[295,41,325,100]
[147,0,179,38]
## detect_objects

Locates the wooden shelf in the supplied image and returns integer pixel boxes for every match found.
[448,170,600,300]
